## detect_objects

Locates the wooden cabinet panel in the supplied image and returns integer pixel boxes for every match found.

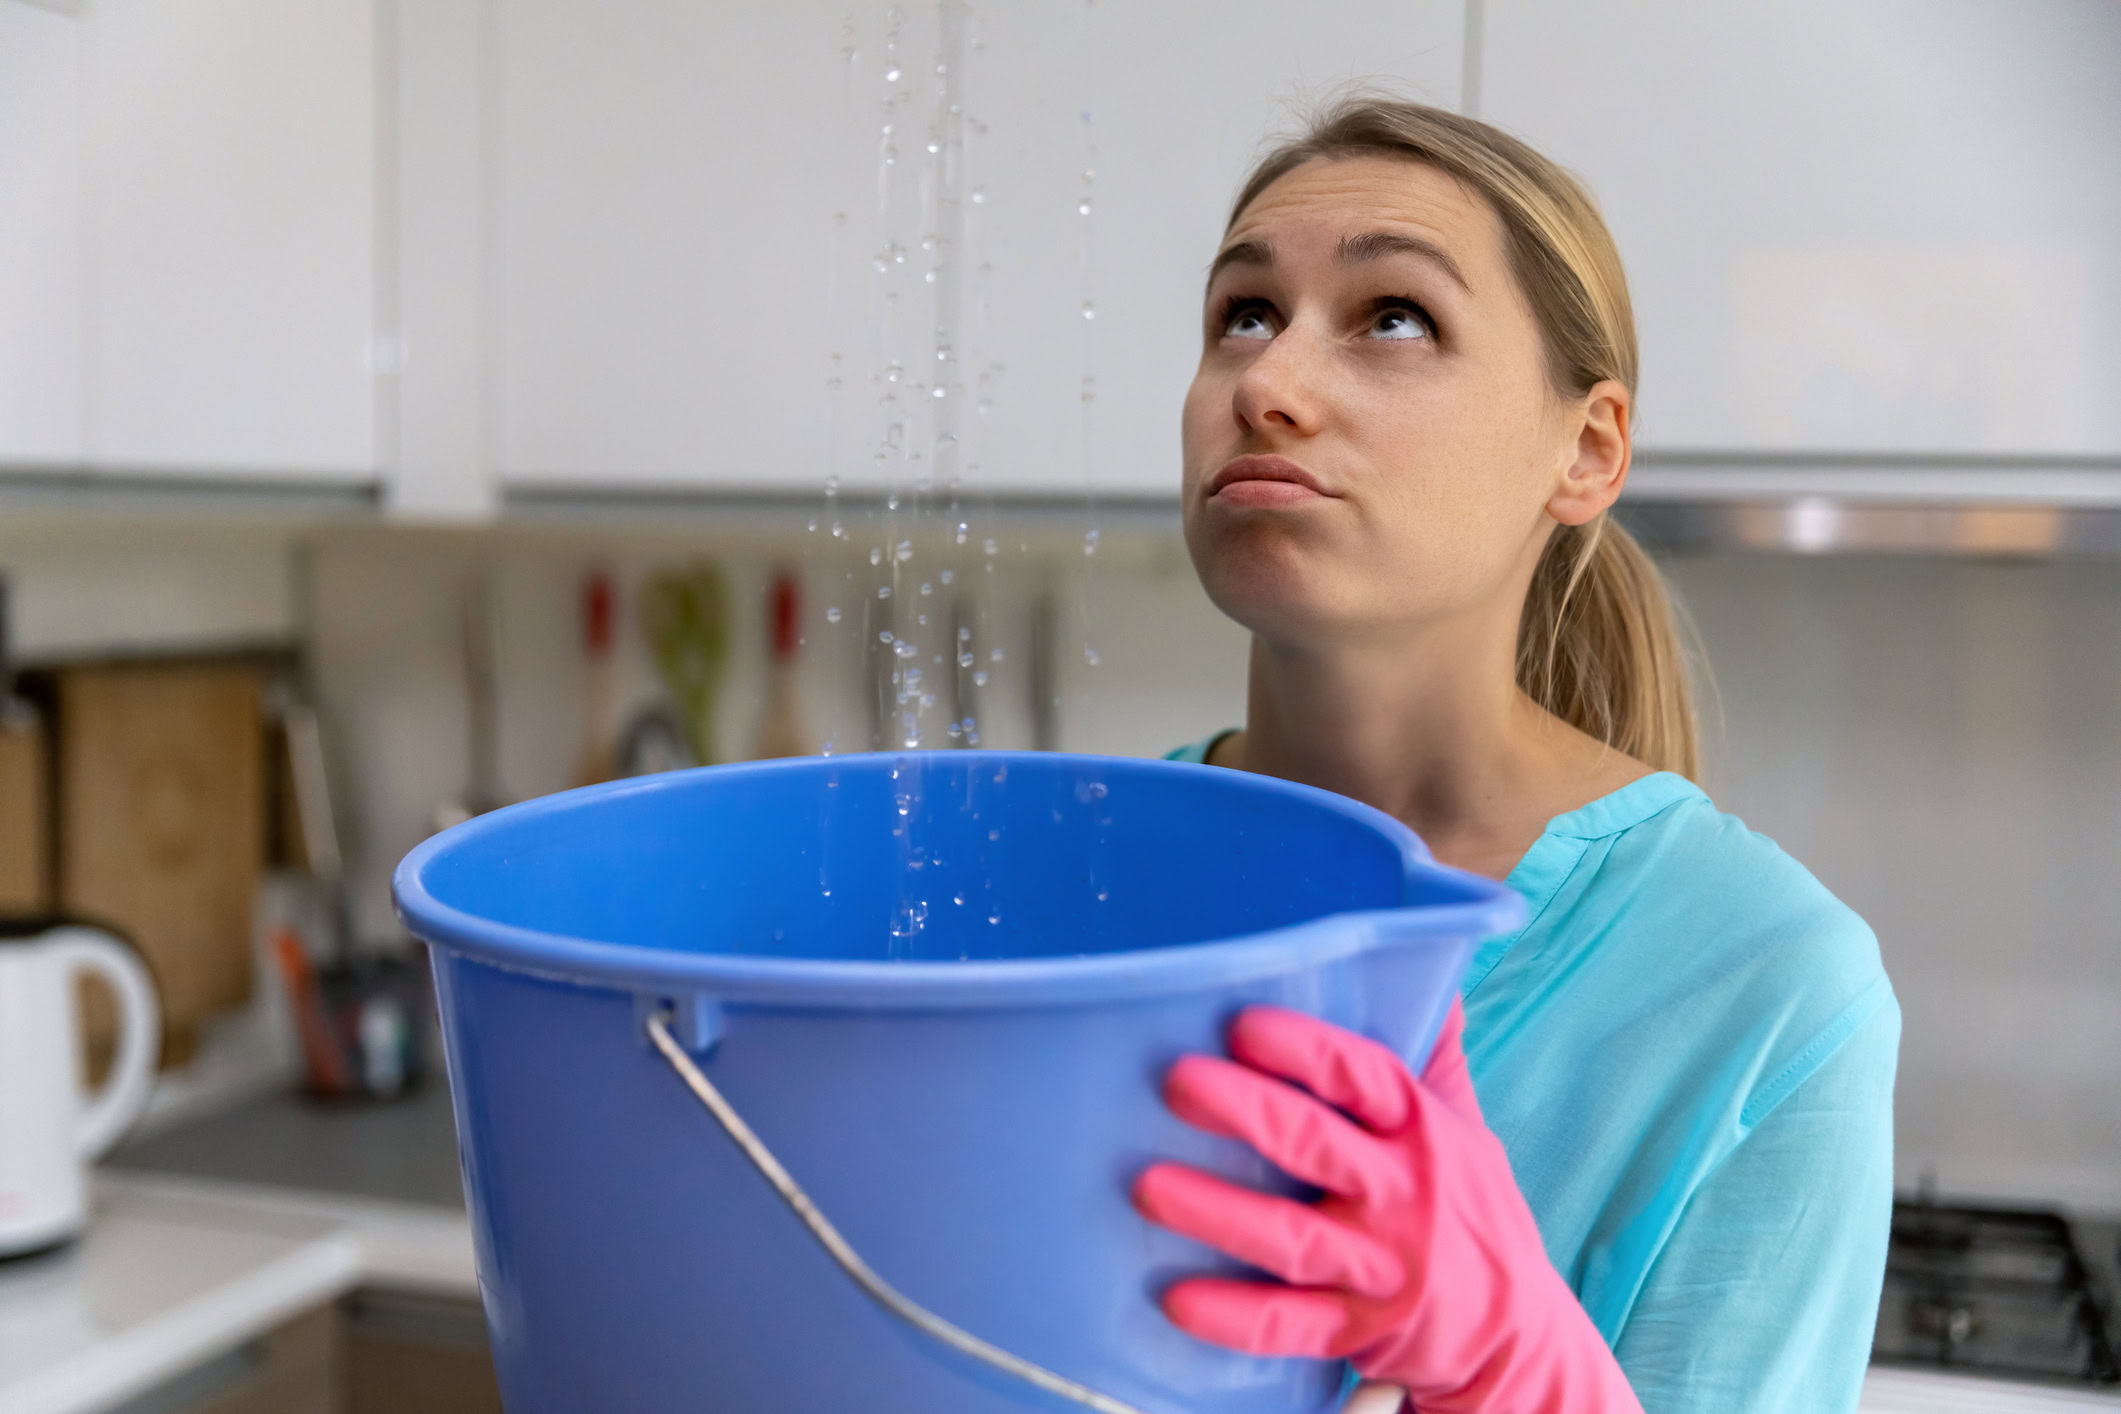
[344,1289,504,1414]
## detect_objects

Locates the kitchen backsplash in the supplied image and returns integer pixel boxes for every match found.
[2,517,2115,1210]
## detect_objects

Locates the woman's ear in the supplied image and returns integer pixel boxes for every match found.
[1547,379,1631,527]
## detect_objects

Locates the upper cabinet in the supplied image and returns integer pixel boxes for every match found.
[0,3,86,465]
[495,2,859,492]
[87,0,377,477]
[495,0,1465,496]
[0,0,376,480]
[1479,0,2121,457]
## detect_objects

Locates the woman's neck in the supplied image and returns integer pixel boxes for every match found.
[1227,619,1650,880]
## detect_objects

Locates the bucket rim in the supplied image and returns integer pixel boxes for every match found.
[391,751,1526,1008]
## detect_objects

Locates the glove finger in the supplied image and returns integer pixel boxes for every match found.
[1163,1053,1404,1203]
[1159,1277,1355,1358]
[1131,1161,1405,1298]
[1415,997,1485,1124]
[1224,1006,1423,1134]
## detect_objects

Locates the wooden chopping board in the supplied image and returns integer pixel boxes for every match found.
[0,706,48,911]
[57,663,263,1068]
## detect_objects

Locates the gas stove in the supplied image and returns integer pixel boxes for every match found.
[1873,1198,2121,1388]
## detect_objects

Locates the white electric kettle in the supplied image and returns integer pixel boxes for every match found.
[0,921,160,1257]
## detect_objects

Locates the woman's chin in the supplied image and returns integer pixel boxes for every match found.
[1190,545,1354,639]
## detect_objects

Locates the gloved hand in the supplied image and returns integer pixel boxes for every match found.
[1131,1000,1642,1413]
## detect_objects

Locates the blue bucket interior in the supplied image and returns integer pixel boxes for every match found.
[410,751,1457,968]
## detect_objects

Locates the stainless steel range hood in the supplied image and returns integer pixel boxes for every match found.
[1617,450,2121,557]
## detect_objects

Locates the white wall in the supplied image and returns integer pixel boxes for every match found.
[1669,554,2121,1210]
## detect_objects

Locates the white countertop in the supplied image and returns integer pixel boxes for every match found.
[0,1173,475,1414]
[1,1168,2114,1414]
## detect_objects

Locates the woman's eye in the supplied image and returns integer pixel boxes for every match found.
[1369,302,1431,341]
[1221,302,1275,341]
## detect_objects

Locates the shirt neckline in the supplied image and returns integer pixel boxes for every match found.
[1469,770,1704,995]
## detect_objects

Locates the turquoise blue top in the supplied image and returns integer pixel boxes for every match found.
[1166,739,1899,1414]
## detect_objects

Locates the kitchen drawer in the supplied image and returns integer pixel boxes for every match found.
[343,1288,503,1414]
[108,1305,338,1414]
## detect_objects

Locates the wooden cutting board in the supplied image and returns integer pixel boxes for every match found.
[57,663,263,1068]
[0,707,48,911]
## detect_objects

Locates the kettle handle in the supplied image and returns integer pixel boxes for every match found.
[55,929,162,1159]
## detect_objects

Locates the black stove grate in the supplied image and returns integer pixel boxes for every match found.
[1873,1199,2120,1385]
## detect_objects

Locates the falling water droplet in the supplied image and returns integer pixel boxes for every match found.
[869,546,883,566]
[970,186,987,205]
[884,64,902,82]
[1083,529,1100,556]
[931,383,945,396]
[877,585,892,599]
[955,522,969,544]
[895,540,913,561]
[826,606,843,624]
[879,631,894,644]
[972,670,989,687]
[1077,199,1092,216]
[982,537,999,556]
[1084,647,1101,666]
[1080,301,1096,321]
[938,568,954,585]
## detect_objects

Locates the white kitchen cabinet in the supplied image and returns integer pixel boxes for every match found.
[0,2,87,466]
[961,0,1465,495]
[496,0,1464,498]
[496,1,861,492]
[85,0,377,478]
[1478,0,2121,458]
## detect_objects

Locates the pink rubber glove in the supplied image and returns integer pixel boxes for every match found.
[1132,1000,1641,1413]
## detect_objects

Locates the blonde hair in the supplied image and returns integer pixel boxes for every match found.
[1230,95,1701,780]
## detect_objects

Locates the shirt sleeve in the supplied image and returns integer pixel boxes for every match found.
[1612,988,1900,1414]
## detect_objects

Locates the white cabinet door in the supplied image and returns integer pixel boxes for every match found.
[0,2,87,467]
[86,0,376,477]
[1479,0,2121,456]
[498,0,1464,498]
[497,1,859,491]
[963,0,1466,496]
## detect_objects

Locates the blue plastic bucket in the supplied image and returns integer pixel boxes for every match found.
[393,750,1523,1413]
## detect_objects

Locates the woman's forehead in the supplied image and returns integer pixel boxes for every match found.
[1224,155,1499,269]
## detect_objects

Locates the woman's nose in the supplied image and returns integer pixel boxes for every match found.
[1231,331,1322,435]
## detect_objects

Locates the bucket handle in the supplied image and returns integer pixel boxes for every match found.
[644,1009,1150,1414]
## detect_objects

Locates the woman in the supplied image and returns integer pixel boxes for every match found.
[1130,98,1899,1413]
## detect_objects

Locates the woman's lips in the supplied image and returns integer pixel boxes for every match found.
[1215,478,1326,507]
[1207,454,1333,506]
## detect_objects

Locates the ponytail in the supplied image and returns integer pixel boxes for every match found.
[1518,516,1700,780]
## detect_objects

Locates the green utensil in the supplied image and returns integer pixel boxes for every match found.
[640,562,731,766]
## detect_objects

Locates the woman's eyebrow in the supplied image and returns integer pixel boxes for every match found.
[1205,239,1273,287]
[1338,230,1470,292]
